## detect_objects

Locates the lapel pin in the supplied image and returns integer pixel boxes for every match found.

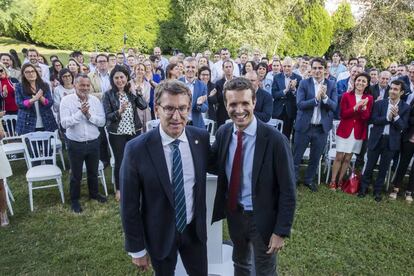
[195,140,199,144]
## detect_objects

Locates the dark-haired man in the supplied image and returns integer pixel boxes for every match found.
[293,57,337,191]
[0,53,20,81]
[26,49,50,81]
[121,80,209,275]
[358,80,410,202]
[209,77,296,275]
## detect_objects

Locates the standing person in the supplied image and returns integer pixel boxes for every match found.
[165,63,180,80]
[153,47,169,72]
[25,49,50,81]
[53,69,75,120]
[15,64,58,134]
[358,80,410,202]
[215,60,235,127]
[209,77,296,275]
[0,111,12,226]
[257,62,272,94]
[0,53,21,81]
[293,57,337,191]
[67,58,81,78]
[0,62,19,115]
[212,48,240,82]
[329,51,347,79]
[60,74,107,213]
[103,66,147,201]
[272,57,302,139]
[245,71,273,122]
[179,57,208,129]
[198,66,217,121]
[130,63,152,131]
[328,73,374,190]
[370,71,391,101]
[144,59,161,119]
[120,80,209,275]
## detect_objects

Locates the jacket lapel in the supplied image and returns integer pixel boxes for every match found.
[185,129,201,197]
[147,128,174,207]
[251,121,268,194]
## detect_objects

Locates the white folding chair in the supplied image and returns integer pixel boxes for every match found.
[53,130,66,170]
[146,119,160,132]
[3,178,14,216]
[22,131,64,211]
[82,161,108,196]
[104,127,116,191]
[203,119,216,136]
[267,118,284,132]
[1,115,28,167]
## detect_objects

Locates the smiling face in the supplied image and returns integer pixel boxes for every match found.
[0,55,11,67]
[388,83,404,101]
[199,69,210,84]
[354,75,369,93]
[225,89,256,131]
[113,71,128,91]
[184,60,197,80]
[311,61,325,82]
[68,60,79,74]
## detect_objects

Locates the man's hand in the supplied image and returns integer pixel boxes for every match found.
[197,95,207,105]
[132,254,151,272]
[266,234,284,254]
[289,79,297,90]
[209,88,217,97]
[80,102,90,119]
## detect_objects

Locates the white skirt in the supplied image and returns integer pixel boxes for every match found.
[336,129,363,154]
[0,145,12,179]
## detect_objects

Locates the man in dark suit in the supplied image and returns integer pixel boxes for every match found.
[179,57,208,129]
[120,80,209,275]
[214,60,235,127]
[369,71,391,101]
[399,64,414,104]
[293,57,338,191]
[272,57,302,139]
[245,71,273,122]
[209,77,296,275]
[358,80,410,202]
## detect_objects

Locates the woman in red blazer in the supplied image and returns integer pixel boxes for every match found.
[329,72,373,190]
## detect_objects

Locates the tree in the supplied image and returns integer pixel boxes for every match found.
[278,1,334,56]
[0,0,35,41]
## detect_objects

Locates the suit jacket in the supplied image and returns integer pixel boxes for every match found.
[179,77,208,128]
[369,84,390,101]
[336,77,350,97]
[399,75,413,101]
[336,92,373,140]
[295,78,338,134]
[254,88,273,122]
[402,101,414,142]
[209,119,296,244]
[271,72,302,119]
[120,126,209,259]
[213,78,230,127]
[368,99,410,151]
[88,70,110,100]
[15,83,58,135]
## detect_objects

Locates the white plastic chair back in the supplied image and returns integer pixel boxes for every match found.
[22,131,57,168]
[1,115,19,140]
[267,118,284,132]
[329,120,340,150]
[204,119,215,136]
[146,119,160,132]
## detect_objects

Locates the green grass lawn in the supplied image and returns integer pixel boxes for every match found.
[1,156,414,275]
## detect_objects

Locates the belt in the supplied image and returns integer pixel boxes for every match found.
[69,138,99,144]
[310,124,322,127]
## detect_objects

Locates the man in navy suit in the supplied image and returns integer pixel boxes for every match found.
[245,71,273,122]
[272,57,302,139]
[369,71,391,101]
[293,57,338,191]
[359,80,410,202]
[179,57,208,129]
[120,80,209,275]
[400,64,414,104]
[209,77,296,275]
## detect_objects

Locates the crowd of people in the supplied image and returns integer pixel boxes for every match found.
[0,45,413,274]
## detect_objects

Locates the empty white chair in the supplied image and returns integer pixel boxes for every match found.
[51,130,66,170]
[1,115,27,166]
[146,119,160,132]
[22,131,64,211]
[267,118,284,132]
[104,127,116,191]
[204,119,216,136]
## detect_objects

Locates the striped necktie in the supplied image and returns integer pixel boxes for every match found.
[170,139,187,233]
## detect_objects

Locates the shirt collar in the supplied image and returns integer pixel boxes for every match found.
[184,77,196,85]
[159,126,188,146]
[97,70,109,77]
[313,77,324,85]
[232,116,257,137]
[389,98,400,106]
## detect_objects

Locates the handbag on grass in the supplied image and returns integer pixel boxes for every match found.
[342,170,361,194]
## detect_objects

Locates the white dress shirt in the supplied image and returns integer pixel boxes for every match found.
[212,59,240,83]
[129,127,196,258]
[59,93,105,142]
[98,71,111,93]
[383,99,400,135]
[311,78,328,125]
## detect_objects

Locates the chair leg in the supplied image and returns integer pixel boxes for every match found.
[6,181,15,202]
[111,167,116,192]
[57,178,65,204]
[318,158,321,185]
[99,169,108,196]
[28,181,34,212]
[4,179,13,216]
[59,149,66,170]
[326,161,332,184]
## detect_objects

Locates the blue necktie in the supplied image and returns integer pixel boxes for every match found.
[170,140,187,233]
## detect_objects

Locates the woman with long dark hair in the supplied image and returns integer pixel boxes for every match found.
[15,63,58,134]
[53,69,75,119]
[328,73,373,190]
[102,65,147,201]
[198,66,217,121]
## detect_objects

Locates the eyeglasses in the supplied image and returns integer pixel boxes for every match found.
[24,70,36,75]
[159,105,189,115]
[97,60,108,63]
[62,74,72,78]
[312,66,324,70]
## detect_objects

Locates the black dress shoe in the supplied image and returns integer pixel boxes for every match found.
[374,194,382,202]
[357,192,366,198]
[71,201,83,213]
[90,194,107,203]
[304,183,318,192]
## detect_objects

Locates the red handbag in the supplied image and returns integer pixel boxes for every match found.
[342,170,361,194]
